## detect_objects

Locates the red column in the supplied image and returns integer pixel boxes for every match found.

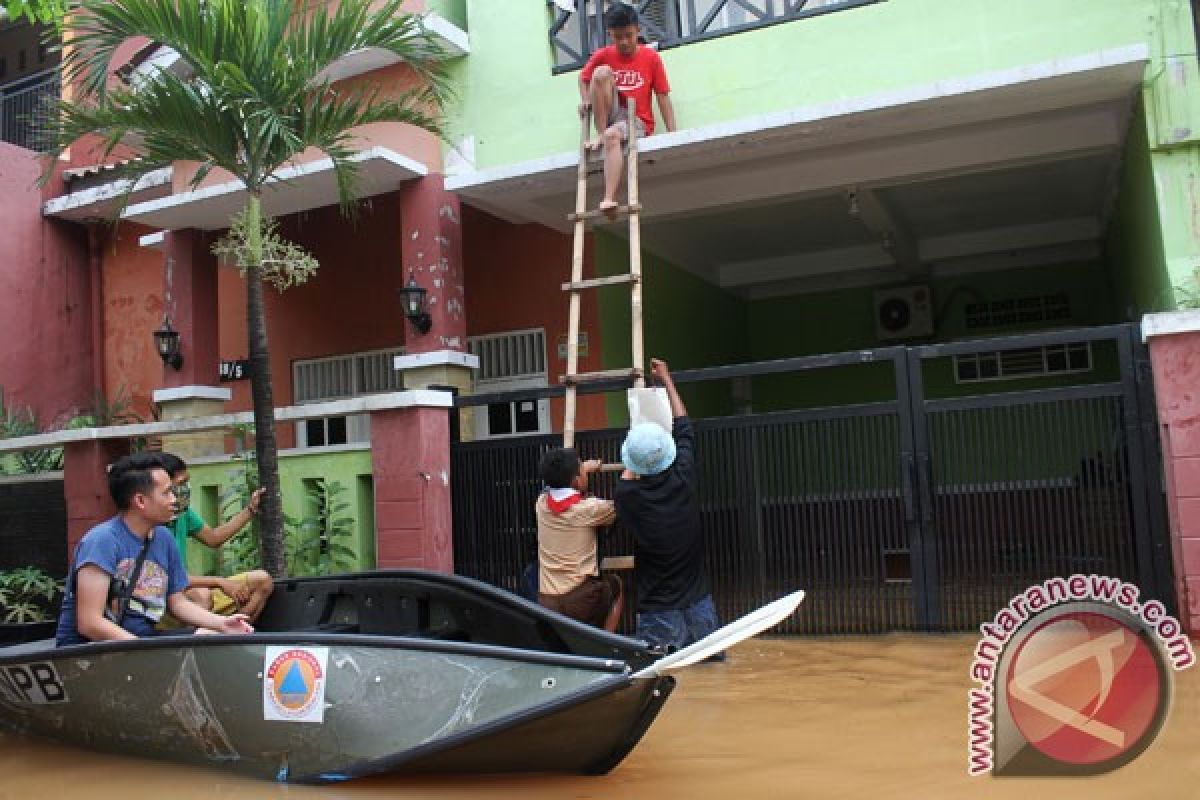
[398,175,467,355]
[369,406,453,572]
[163,229,220,387]
[1147,327,1200,634]
[62,439,128,566]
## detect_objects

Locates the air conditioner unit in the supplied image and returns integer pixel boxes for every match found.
[874,285,933,341]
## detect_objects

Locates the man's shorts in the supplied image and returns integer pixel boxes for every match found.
[540,574,621,628]
[156,572,252,630]
[635,593,721,652]
[601,85,647,140]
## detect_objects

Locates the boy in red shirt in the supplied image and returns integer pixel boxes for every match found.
[579,3,676,216]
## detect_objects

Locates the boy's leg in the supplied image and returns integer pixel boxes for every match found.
[683,594,726,661]
[236,570,274,621]
[635,608,689,651]
[587,66,616,147]
[602,573,624,633]
[587,67,626,212]
[185,586,214,611]
[212,571,274,622]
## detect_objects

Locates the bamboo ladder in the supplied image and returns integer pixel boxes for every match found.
[561,99,645,451]
[561,101,644,573]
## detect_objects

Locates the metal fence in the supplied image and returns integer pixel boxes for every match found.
[0,69,59,151]
[549,0,885,72]
[451,324,1172,633]
[0,475,66,575]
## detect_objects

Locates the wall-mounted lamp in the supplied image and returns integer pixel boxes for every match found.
[153,316,184,370]
[398,269,432,335]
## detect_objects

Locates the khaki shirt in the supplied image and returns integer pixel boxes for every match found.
[536,494,616,595]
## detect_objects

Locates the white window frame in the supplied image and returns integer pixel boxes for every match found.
[292,345,405,448]
[469,329,552,440]
[953,342,1093,385]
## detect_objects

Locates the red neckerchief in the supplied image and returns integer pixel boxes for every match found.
[545,488,583,514]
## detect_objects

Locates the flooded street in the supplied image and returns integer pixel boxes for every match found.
[1,635,1197,799]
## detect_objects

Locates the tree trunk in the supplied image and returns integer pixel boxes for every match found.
[244,193,287,578]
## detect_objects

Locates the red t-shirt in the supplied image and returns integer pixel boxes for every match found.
[581,45,670,135]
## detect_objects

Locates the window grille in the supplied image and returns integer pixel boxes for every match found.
[954,343,1092,384]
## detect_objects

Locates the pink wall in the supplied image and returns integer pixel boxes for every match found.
[0,142,93,426]
[99,222,167,419]
[1147,329,1200,634]
[95,194,610,442]
[462,206,609,433]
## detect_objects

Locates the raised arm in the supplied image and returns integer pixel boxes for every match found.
[193,488,263,548]
[651,358,686,418]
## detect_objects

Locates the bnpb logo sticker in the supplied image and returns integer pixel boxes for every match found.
[263,646,329,723]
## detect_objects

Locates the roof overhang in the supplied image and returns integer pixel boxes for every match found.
[316,12,470,83]
[42,167,174,223]
[119,147,427,231]
[445,44,1150,233]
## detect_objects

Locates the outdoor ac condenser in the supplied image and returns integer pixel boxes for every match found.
[873,285,934,341]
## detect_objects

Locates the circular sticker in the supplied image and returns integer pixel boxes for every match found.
[266,649,324,719]
[1005,609,1168,769]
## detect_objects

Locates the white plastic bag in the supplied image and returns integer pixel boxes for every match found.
[627,387,672,431]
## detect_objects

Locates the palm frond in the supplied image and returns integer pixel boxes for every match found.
[51,0,448,209]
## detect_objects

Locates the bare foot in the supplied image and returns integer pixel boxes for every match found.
[599,199,618,218]
[584,137,604,152]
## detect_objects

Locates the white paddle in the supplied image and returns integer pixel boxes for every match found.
[632,590,805,678]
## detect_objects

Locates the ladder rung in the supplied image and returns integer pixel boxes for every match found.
[560,367,642,386]
[567,203,641,223]
[600,555,635,571]
[562,273,640,292]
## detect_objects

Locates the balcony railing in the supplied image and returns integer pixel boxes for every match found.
[0,69,60,151]
[549,0,882,72]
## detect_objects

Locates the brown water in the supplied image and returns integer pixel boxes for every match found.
[2,636,1197,799]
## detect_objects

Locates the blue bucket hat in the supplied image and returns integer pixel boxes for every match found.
[621,423,677,476]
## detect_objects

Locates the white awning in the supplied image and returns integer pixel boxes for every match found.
[42,167,174,222]
[119,147,427,231]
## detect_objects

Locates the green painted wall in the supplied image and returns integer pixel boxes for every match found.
[451,0,1174,170]
[1109,100,1175,315]
[185,448,376,576]
[1138,0,1200,302]
[594,231,748,424]
[745,261,1120,411]
[427,0,466,30]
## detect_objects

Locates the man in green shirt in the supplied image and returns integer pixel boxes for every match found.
[160,453,274,622]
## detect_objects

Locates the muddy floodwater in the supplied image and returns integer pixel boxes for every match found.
[2,635,1197,799]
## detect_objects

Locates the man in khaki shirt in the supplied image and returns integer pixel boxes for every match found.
[535,449,623,631]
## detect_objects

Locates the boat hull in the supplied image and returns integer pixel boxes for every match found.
[0,634,671,782]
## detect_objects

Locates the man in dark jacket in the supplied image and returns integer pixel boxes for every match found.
[616,358,721,653]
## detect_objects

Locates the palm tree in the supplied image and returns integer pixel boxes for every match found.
[45,0,448,577]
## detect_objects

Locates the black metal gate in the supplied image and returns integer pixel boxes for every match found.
[451,324,1172,633]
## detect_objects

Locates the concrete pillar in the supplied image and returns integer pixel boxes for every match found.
[398,174,467,355]
[369,404,453,572]
[62,439,128,564]
[1144,311,1200,634]
[394,350,479,441]
[397,175,477,438]
[153,386,233,459]
[155,229,229,457]
[162,229,221,389]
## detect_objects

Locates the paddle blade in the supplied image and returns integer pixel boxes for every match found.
[633,590,805,678]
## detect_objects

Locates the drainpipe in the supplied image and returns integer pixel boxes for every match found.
[87,220,106,396]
